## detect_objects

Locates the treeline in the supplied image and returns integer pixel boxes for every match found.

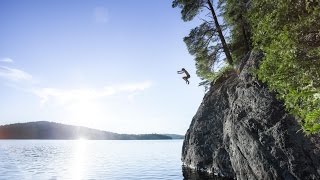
[173,0,320,133]
[0,121,176,140]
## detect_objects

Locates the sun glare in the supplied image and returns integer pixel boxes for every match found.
[67,138,88,179]
[77,137,87,141]
[66,100,105,126]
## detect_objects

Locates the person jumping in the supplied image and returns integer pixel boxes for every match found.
[177,68,190,84]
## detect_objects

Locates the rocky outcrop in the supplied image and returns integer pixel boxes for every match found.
[182,52,320,179]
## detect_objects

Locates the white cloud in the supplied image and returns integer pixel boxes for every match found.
[0,62,151,105]
[118,81,152,92]
[0,66,33,82]
[0,58,14,63]
[33,81,152,105]
[94,7,109,23]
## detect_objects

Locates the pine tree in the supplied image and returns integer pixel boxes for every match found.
[173,0,233,82]
[218,0,251,61]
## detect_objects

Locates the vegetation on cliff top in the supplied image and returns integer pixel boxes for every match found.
[173,0,320,133]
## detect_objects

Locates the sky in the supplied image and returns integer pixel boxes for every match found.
[0,0,207,134]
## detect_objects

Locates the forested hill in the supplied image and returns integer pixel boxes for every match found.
[0,121,183,140]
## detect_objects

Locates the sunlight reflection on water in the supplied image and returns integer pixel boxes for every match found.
[69,139,87,180]
[0,140,184,179]
[0,140,228,180]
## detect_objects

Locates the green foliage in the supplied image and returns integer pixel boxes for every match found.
[172,0,206,21]
[249,0,320,133]
[173,0,240,84]
[212,65,235,82]
[174,0,320,133]
[172,0,320,133]
[218,0,252,63]
[184,22,225,82]
[198,65,235,91]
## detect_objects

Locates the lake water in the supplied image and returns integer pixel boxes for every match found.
[0,140,226,180]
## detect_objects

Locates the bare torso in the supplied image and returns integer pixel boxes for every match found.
[182,69,190,77]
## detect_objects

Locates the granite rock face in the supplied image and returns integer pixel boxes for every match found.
[182,52,320,179]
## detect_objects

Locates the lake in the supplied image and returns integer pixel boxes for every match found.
[0,140,226,180]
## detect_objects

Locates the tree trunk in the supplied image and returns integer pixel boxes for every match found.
[238,0,251,52]
[240,17,251,52]
[207,0,233,65]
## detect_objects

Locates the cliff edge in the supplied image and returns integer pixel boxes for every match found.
[182,52,320,179]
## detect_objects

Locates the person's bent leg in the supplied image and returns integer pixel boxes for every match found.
[183,77,188,84]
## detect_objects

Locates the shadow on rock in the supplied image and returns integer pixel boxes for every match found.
[182,167,233,180]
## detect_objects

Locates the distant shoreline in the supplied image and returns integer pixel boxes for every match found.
[0,121,184,140]
[0,139,184,140]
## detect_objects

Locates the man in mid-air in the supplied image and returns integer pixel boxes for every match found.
[177,68,190,84]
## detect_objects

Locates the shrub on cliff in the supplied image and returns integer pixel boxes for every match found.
[248,0,320,133]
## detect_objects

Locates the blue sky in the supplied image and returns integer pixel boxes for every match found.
[0,0,206,134]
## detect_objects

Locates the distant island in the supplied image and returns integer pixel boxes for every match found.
[0,121,184,140]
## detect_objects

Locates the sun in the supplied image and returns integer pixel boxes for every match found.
[77,137,87,141]
[65,100,104,126]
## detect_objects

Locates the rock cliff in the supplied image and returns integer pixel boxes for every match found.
[182,52,320,179]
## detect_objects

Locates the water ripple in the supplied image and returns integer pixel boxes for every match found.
[0,140,228,180]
